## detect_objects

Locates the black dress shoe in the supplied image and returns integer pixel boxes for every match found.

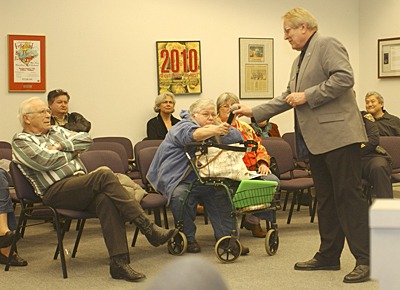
[110,254,145,282]
[343,265,370,283]
[187,240,201,253]
[241,245,250,256]
[0,252,28,266]
[0,231,15,248]
[294,258,340,271]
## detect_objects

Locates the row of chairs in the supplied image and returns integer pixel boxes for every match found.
[267,133,400,224]
[261,136,315,224]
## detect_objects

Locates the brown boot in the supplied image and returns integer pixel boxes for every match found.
[243,220,267,238]
[133,214,178,247]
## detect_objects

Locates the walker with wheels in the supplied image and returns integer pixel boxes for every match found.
[167,140,280,263]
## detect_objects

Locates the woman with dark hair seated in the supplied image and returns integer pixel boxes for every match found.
[0,168,27,266]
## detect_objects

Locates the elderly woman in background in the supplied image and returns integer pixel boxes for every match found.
[147,98,250,254]
[0,168,27,266]
[216,92,281,238]
[145,92,180,140]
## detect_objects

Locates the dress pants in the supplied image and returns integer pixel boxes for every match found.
[43,167,144,257]
[309,143,370,266]
[362,156,393,198]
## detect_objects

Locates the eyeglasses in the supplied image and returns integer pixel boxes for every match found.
[26,108,52,116]
[197,112,217,119]
[284,26,300,35]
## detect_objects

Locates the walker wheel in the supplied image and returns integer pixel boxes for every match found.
[168,231,187,255]
[265,229,279,256]
[214,236,242,263]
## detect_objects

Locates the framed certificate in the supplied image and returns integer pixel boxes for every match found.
[378,37,400,78]
[239,38,274,99]
[8,34,46,92]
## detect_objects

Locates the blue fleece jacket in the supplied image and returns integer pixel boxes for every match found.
[146,110,243,203]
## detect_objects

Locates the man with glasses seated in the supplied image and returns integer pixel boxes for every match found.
[48,89,91,132]
[12,97,178,282]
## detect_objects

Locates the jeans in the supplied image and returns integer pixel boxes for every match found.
[0,169,16,231]
[170,180,234,242]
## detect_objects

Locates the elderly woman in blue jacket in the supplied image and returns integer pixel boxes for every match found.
[147,98,246,254]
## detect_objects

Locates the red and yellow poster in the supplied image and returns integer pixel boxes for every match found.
[156,41,201,95]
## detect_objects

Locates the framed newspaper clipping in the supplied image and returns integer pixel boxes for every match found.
[8,34,46,92]
[156,40,202,95]
[378,37,400,78]
[239,38,273,99]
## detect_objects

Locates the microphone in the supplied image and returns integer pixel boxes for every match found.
[227,105,238,124]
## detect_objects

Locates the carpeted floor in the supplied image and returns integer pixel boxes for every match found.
[2,190,393,290]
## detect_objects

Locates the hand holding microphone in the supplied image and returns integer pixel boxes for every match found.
[227,104,239,124]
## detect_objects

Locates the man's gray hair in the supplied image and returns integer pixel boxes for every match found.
[282,7,318,31]
[18,97,41,127]
[365,91,384,103]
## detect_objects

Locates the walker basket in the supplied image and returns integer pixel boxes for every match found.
[233,180,278,213]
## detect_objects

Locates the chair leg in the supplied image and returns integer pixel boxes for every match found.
[287,191,297,224]
[310,195,318,223]
[162,206,169,229]
[5,209,27,272]
[52,212,68,279]
[283,190,290,211]
[203,209,209,225]
[152,208,162,227]
[131,227,140,247]
[296,190,304,211]
[54,218,71,260]
[72,219,86,258]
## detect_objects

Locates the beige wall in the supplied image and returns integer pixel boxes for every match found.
[359,0,400,113]
[0,0,391,144]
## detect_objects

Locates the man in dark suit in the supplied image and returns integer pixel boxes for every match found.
[233,7,370,283]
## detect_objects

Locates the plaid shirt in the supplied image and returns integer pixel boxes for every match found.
[12,126,93,196]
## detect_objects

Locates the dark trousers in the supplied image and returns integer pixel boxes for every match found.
[309,143,370,266]
[43,167,144,257]
[362,156,393,198]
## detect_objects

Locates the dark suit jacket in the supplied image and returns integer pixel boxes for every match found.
[253,32,367,159]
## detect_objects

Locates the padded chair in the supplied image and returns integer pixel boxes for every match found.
[93,136,134,161]
[79,149,168,248]
[0,141,12,149]
[131,146,168,247]
[280,132,311,179]
[80,150,126,173]
[133,140,163,185]
[88,141,143,187]
[262,138,314,224]
[5,163,96,278]
[380,136,400,183]
[93,137,137,175]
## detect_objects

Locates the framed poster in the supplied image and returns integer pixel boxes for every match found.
[8,34,46,92]
[378,37,400,78]
[156,40,202,95]
[239,38,273,99]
